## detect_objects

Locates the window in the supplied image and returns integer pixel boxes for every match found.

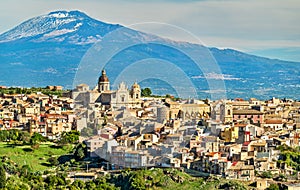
[227,110,231,115]
[121,96,125,102]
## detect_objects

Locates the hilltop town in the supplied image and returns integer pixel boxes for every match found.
[0,70,300,189]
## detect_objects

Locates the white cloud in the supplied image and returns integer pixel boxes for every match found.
[9,62,23,66]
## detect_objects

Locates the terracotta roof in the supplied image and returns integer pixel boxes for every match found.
[233,109,263,115]
[206,152,220,157]
[265,119,282,124]
[234,123,247,127]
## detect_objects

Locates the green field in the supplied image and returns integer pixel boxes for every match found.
[0,142,72,172]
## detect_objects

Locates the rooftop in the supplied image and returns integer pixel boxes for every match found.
[233,109,263,115]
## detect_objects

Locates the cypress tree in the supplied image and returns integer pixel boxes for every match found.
[0,164,6,188]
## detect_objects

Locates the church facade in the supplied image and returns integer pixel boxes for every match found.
[72,70,142,110]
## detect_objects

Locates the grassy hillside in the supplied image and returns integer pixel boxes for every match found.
[110,168,252,190]
[0,142,254,189]
[0,142,72,172]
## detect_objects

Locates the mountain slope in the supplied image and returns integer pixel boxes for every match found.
[0,10,121,44]
[0,10,299,100]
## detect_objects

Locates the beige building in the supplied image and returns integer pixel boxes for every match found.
[181,102,210,121]
[73,69,142,111]
[220,102,233,123]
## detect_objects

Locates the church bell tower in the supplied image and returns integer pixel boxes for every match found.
[98,69,110,93]
[131,82,141,101]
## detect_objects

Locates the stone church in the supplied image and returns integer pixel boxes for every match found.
[72,70,142,110]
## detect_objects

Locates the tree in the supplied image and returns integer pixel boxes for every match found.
[4,175,30,190]
[0,130,9,142]
[141,88,152,97]
[267,183,280,190]
[44,175,59,188]
[59,131,80,145]
[20,165,32,177]
[19,131,31,144]
[0,164,6,188]
[30,132,45,144]
[48,157,59,166]
[276,173,287,182]
[261,171,273,178]
[71,180,85,189]
[30,132,45,149]
[85,181,96,189]
[9,129,19,142]
[73,143,86,161]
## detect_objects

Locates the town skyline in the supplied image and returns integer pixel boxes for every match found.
[0,73,299,189]
[0,1,299,189]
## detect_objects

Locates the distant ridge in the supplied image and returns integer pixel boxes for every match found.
[0,10,299,100]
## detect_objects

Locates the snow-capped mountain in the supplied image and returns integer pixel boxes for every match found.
[0,10,299,100]
[0,10,121,44]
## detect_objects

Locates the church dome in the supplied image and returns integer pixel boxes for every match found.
[99,69,109,82]
[132,82,140,89]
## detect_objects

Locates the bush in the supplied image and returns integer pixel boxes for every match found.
[261,171,273,178]
[141,88,152,97]
[48,157,59,166]
[0,164,6,188]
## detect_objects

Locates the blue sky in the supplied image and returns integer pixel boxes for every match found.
[1,0,300,62]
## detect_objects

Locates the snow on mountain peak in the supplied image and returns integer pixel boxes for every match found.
[49,12,69,18]
[0,10,118,44]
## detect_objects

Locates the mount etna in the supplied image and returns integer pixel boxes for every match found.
[0,10,299,100]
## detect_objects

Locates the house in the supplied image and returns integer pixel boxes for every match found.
[264,119,283,131]
[226,161,255,181]
[249,140,267,153]
[256,179,268,190]
[221,125,238,143]
[233,109,264,126]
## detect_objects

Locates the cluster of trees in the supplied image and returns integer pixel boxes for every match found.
[0,166,251,190]
[0,129,80,150]
[0,138,88,189]
[141,88,152,97]
[0,87,66,97]
[0,130,41,145]
[58,130,80,145]
[0,164,5,188]
[267,184,280,190]
[1,168,106,189]
[0,156,117,190]
[277,145,300,171]
[141,87,180,101]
